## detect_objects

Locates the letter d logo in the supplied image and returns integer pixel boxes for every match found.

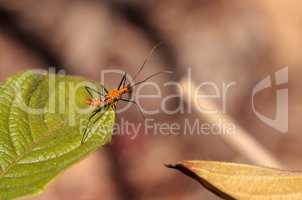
[252,67,288,133]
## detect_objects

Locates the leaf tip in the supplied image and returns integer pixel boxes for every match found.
[165,162,199,181]
[164,163,177,168]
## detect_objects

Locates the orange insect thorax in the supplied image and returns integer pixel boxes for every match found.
[107,87,129,101]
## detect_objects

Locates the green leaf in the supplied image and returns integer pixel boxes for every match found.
[167,160,302,200]
[0,71,115,199]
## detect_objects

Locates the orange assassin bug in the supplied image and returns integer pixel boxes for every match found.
[82,45,172,144]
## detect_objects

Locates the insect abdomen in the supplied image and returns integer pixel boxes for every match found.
[85,98,102,106]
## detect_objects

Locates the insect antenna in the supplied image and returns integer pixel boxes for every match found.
[130,70,173,88]
[132,43,162,82]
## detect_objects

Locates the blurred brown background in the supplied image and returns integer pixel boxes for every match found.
[0,0,301,199]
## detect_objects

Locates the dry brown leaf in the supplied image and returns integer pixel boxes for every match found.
[167,160,302,200]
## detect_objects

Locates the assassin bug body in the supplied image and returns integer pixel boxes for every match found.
[81,45,171,144]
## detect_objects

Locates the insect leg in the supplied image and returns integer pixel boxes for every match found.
[123,73,128,87]
[85,86,105,97]
[92,105,110,124]
[112,102,117,110]
[118,72,127,89]
[85,86,93,97]
[82,105,111,143]
[81,105,107,144]
[103,87,109,94]
[89,106,104,121]
[120,99,145,119]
